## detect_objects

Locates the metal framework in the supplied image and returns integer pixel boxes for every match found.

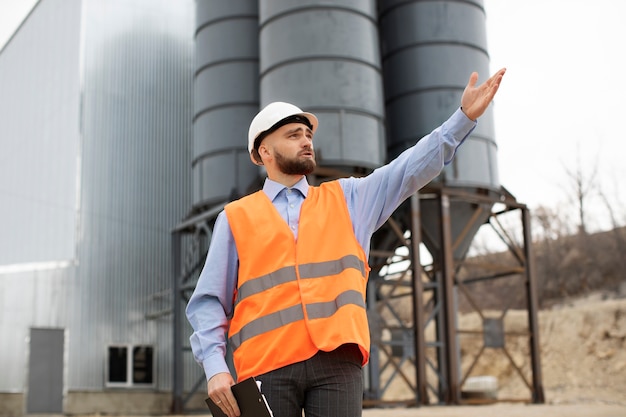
[171,203,225,414]
[170,184,545,413]
[365,185,544,406]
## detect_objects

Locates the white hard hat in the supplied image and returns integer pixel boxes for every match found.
[247,102,318,153]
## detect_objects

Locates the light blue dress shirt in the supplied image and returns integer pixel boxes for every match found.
[186,108,476,381]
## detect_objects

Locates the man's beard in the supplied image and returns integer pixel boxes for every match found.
[275,149,316,175]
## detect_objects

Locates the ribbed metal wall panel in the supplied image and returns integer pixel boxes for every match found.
[259,0,385,170]
[0,265,76,393]
[73,0,194,390]
[379,0,497,189]
[193,0,260,209]
[0,0,81,266]
[0,0,82,393]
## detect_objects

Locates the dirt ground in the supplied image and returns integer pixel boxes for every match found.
[362,403,626,417]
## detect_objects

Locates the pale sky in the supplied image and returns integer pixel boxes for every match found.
[0,0,37,48]
[2,0,624,232]
[484,0,626,232]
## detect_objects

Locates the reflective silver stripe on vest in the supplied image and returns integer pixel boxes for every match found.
[306,289,365,320]
[229,304,304,351]
[235,255,366,306]
[236,265,297,304]
[298,254,366,280]
[229,289,365,351]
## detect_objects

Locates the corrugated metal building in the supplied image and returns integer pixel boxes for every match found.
[0,0,199,414]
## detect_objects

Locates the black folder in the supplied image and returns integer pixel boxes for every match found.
[205,377,273,417]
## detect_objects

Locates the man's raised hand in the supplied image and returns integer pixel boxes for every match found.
[461,68,506,121]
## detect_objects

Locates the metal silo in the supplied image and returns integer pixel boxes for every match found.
[258,0,385,172]
[193,1,260,209]
[379,0,496,259]
[72,0,195,398]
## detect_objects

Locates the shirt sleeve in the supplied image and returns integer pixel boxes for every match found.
[185,210,239,381]
[341,107,476,251]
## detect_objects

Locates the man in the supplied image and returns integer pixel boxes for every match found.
[186,68,506,417]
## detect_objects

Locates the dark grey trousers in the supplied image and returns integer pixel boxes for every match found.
[256,344,364,417]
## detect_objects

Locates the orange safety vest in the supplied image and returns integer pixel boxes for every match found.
[224,180,371,381]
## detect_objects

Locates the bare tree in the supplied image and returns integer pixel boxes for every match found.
[598,174,626,230]
[532,204,573,241]
[598,177,626,277]
[562,145,599,235]
[530,205,576,301]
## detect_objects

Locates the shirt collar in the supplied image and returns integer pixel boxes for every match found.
[263,176,310,201]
